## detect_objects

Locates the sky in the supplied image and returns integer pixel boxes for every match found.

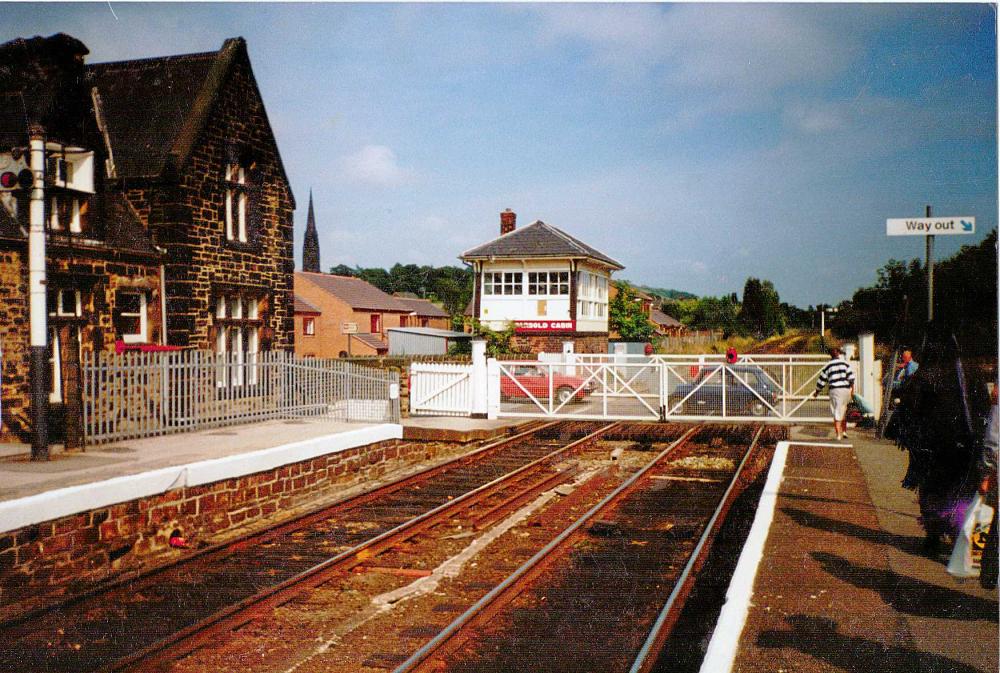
[2,2,996,307]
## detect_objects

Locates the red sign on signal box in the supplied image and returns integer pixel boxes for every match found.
[514,320,576,333]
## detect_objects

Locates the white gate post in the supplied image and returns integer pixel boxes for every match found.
[471,339,487,418]
[562,340,575,376]
[858,333,879,416]
[486,357,500,419]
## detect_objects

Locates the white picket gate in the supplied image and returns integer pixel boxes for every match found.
[409,363,474,416]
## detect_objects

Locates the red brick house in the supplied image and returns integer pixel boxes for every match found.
[294,272,410,358]
[0,34,294,443]
[394,296,451,329]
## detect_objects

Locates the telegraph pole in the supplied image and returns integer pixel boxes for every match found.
[925,204,934,322]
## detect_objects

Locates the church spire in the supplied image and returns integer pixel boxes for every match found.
[303,189,320,273]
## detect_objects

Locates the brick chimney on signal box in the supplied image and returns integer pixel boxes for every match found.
[500,208,516,235]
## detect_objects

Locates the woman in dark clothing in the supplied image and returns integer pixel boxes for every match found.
[888,325,990,555]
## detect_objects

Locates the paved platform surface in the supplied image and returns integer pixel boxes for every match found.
[401,415,532,441]
[0,415,533,505]
[732,427,998,673]
[0,418,383,503]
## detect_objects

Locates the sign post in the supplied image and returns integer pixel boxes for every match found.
[886,209,975,322]
[342,321,358,357]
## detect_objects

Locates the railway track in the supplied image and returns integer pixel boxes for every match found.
[391,424,774,673]
[0,420,632,673]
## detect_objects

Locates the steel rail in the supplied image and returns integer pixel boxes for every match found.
[628,424,766,673]
[101,421,619,673]
[0,420,553,633]
[392,424,703,673]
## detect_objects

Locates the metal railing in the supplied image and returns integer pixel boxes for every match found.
[495,356,832,422]
[82,350,400,445]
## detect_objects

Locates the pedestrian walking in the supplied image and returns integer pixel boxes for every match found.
[886,325,990,557]
[812,346,855,440]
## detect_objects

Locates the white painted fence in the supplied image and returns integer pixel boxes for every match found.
[494,355,835,422]
[408,363,474,416]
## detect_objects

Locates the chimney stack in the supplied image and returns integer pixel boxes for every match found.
[500,208,516,235]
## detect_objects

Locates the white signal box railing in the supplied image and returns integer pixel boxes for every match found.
[491,355,834,423]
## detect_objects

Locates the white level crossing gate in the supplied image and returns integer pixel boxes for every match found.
[493,354,836,423]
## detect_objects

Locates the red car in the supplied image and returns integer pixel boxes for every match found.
[501,365,595,404]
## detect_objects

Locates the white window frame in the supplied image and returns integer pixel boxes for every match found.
[483,271,523,296]
[117,291,148,343]
[225,163,248,243]
[48,317,82,404]
[215,293,260,387]
[303,316,316,336]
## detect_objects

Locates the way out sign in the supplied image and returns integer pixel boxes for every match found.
[886,216,975,236]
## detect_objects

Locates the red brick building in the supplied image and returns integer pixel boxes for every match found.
[0,34,295,443]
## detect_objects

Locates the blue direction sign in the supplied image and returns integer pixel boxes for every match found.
[886,216,975,236]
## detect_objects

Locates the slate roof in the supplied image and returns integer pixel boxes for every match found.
[461,220,623,270]
[395,297,450,318]
[87,51,218,178]
[0,34,89,148]
[293,295,321,314]
[0,191,158,257]
[296,272,410,312]
[85,37,292,204]
[650,309,683,328]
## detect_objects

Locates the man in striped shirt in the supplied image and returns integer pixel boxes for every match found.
[812,346,856,440]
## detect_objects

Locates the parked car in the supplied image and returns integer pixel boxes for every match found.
[501,365,595,404]
[671,365,777,416]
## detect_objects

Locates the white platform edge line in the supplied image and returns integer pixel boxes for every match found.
[0,423,403,535]
[698,439,790,673]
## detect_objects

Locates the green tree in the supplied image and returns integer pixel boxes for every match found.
[610,284,655,342]
[737,277,785,337]
[689,296,742,336]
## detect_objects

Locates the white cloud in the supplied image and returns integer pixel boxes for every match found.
[533,5,867,112]
[336,145,413,186]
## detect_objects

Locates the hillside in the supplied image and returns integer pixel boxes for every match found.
[633,284,698,301]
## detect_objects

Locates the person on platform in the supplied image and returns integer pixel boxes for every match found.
[978,384,998,589]
[812,346,856,440]
[887,325,990,556]
[893,348,919,391]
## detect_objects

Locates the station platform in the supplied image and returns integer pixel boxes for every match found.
[705,426,998,673]
[0,415,534,536]
[401,415,533,441]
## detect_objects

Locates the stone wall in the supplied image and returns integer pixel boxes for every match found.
[0,244,161,443]
[0,437,477,621]
[124,52,295,352]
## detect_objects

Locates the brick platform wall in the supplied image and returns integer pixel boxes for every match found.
[0,437,475,621]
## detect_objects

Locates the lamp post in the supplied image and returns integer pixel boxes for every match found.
[819,306,837,338]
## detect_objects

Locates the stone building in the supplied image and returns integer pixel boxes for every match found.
[461,210,623,354]
[0,33,295,443]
